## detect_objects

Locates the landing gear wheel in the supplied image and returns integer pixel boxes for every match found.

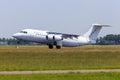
[56,46,61,49]
[16,41,20,49]
[48,45,53,49]
[17,41,20,44]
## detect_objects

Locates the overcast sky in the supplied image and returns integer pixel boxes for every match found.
[0,0,119,38]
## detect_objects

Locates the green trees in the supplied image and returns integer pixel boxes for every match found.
[0,38,32,45]
[96,34,120,45]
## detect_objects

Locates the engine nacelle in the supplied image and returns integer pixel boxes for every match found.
[46,34,54,41]
[46,34,63,41]
[53,35,63,41]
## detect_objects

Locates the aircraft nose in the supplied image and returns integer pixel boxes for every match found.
[12,33,20,38]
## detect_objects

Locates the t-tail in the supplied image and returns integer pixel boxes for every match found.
[83,24,110,44]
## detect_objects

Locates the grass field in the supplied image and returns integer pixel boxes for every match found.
[0,72,120,80]
[0,45,120,71]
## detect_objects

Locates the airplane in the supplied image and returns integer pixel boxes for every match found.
[13,24,110,49]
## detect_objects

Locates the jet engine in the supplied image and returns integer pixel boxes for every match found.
[53,35,63,41]
[46,34,63,41]
[46,34,63,49]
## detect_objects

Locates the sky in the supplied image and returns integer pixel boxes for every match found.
[0,0,120,38]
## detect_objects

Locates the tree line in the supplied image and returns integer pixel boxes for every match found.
[0,38,32,45]
[96,34,120,45]
[0,34,120,45]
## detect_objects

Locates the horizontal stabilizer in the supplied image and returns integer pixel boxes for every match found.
[92,24,111,27]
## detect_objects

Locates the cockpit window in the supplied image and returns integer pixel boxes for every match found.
[20,31,27,34]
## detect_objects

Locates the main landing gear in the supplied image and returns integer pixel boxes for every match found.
[48,44,54,49]
[56,46,61,49]
[48,44,61,49]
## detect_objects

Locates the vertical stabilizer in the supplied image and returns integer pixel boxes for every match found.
[84,24,110,41]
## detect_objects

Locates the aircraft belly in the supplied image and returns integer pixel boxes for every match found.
[62,39,80,47]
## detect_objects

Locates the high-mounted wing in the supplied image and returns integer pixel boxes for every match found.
[47,32,80,39]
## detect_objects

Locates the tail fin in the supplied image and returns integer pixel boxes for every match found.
[84,24,110,41]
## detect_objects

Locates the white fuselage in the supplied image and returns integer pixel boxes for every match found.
[13,24,109,49]
[13,29,90,47]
